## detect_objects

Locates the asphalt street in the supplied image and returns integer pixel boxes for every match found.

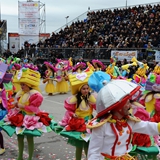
[0,81,87,160]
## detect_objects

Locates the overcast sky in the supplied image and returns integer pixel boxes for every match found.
[0,0,158,34]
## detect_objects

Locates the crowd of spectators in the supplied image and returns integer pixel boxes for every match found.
[3,3,160,62]
[41,3,159,59]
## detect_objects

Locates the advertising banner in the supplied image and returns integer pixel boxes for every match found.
[111,50,137,61]
[18,1,40,19]
[8,33,20,54]
[155,50,160,62]
[19,18,40,35]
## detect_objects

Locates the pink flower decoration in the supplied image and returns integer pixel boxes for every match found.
[133,107,150,121]
[155,99,160,112]
[139,97,145,106]
[23,115,43,130]
[4,108,20,122]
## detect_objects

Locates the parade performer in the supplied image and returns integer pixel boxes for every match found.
[121,61,137,78]
[92,59,105,71]
[0,62,10,155]
[87,78,160,160]
[0,68,55,160]
[56,70,96,160]
[106,57,121,79]
[131,57,149,87]
[43,61,56,95]
[0,88,8,155]
[54,59,69,94]
[139,63,160,144]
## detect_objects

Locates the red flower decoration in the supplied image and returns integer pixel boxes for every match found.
[9,113,24,127]
[132,133,151,147]
[65,116,86,132]
[151,112,160,123]
[36,112,52,126]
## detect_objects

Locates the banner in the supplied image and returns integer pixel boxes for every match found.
[19,19,40,35]
[111,50,137,61]
[8,33,20,54]
[39,33,50,41]
[18,1,40,19]
[20,35,39,48]
[155,50,160,62]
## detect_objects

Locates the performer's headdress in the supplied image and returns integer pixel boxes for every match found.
[72,62,86,72]
[94,79,140,117]
[92,59,105,70]
[13,68,40,90]
[68,70,93,95]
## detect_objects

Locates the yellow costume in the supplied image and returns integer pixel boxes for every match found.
[44,69,56,94]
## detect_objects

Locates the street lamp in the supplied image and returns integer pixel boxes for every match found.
[126,0,128,9]
[65,16,69,26]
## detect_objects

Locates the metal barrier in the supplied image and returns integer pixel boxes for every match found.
[16,47,157,65]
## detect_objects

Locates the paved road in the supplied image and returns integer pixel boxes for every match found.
[0,81,87,160]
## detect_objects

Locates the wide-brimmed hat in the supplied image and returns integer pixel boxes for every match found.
[96,79,140,118]
[73,62,86,72]
[92,59,105,70]
[44,61,56,72]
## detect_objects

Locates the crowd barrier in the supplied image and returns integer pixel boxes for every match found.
[19,47,158,64]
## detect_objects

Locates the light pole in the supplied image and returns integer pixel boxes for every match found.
[126,0,128,9]
[65,16,69,26]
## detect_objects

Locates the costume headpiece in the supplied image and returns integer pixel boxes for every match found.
[55,59,69,71]
[73,62,86,72]
[13,68,40,88]
[44,61,56,72]
[68,70,93,95]
[121,62,137,77]
[88,71,111,93]
[145,72,160,92]
[14,63,21,70]
[92,59,105,70]
[23,63,38,71]
[96,80,140,117]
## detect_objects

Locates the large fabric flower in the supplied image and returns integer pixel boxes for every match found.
[23,115,43,130]
[9,113,24,127]
[4,108,20,123]
[4,108,20,122]
[132,133,151,147]
[36,112,51,126]
[65,116,86,132]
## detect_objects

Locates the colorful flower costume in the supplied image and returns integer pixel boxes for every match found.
[43,62,56,95]
[54,59,70,93]
[0,68,55,137]
[58,93,96,146]
[53,70,96,160]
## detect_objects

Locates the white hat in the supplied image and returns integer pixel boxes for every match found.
[96,79,140,117]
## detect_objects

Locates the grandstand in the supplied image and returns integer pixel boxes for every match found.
[42,1,159,64]
[3,1,160,66]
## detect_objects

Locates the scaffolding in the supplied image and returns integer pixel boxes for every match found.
[26,0,46,34]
